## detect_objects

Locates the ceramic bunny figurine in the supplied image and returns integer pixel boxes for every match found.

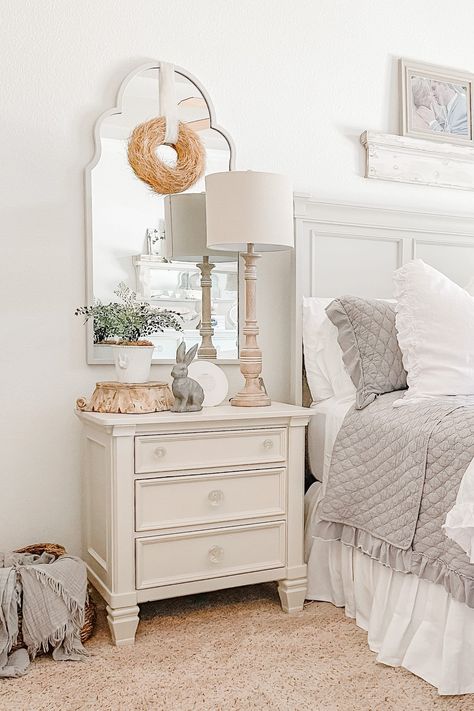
[170,342,204,412]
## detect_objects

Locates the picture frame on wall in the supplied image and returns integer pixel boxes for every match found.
[400,59,474,145]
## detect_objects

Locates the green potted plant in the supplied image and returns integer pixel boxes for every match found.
[76,283,182,382]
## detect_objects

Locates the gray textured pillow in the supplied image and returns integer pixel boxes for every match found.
[326,296,407,409]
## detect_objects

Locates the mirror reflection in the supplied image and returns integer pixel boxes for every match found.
[88,65,238,362]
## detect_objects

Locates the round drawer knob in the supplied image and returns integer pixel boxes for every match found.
[208,545,224,564]
[208,489,224,507]
[154,447,167,458]
[263,439,274,450]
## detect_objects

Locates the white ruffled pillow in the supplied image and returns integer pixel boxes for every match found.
[302,297,355,403]
[394,259,474,404]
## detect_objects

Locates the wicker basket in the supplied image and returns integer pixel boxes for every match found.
[13,543,96,647]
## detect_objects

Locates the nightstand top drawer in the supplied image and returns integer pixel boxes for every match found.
[135,521,286,589]
[135,467,286,532]
[135,428,287,474]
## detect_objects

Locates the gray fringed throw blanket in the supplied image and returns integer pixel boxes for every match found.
[0,552,87,678]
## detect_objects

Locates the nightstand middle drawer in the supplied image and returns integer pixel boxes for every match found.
[135,468,286,532]
[135,428,287,474]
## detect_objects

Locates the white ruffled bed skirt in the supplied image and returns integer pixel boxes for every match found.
[305,483,474,696]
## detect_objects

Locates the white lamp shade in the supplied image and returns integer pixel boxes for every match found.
[205,171,294,252]
[164,193,237,262]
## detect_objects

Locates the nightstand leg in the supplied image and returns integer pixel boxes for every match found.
[278,578,307,613]
[106,604,140,645]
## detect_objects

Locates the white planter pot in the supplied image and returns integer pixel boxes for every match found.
[112,345,154,383]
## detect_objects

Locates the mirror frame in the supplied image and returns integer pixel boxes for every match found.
[84,61,238,365]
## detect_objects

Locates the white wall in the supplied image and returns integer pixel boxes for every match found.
[3,0,474,553]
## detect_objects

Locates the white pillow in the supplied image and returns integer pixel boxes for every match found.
[394,259,474,404]
[302,297,355,403]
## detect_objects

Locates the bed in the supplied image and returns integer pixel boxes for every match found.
[292,197,474,695]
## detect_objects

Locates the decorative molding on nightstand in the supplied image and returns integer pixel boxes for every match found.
[361,130,474,191]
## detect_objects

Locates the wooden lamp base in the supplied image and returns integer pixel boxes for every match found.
[231,382,270,408]
[232,244,270,408]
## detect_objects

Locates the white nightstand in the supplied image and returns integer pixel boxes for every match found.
[77,402,311,645]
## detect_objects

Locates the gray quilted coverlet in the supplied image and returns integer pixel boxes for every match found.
[316,392,474,607]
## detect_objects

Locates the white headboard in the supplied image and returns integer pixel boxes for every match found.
[291,195,474,404]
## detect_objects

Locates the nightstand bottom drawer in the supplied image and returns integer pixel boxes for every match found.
[135,521,286,589]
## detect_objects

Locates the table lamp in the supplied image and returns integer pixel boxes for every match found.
[164,193,237,359]
[205,171,293,406]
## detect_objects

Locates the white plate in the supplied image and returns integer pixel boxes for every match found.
[187,361,229,407]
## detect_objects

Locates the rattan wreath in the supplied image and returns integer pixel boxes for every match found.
[127,117,206,195]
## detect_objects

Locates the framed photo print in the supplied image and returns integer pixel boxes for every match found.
[400,59,474,145]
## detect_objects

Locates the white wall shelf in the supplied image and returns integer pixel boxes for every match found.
[361,130,474,191]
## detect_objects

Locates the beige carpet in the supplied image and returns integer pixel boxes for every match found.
[2,583,473,711]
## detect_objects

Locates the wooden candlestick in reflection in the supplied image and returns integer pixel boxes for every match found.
[197,256,217,359]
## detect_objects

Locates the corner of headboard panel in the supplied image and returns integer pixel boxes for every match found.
[290,193,313,405]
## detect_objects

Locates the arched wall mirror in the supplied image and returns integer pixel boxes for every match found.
[85,62,239,363]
